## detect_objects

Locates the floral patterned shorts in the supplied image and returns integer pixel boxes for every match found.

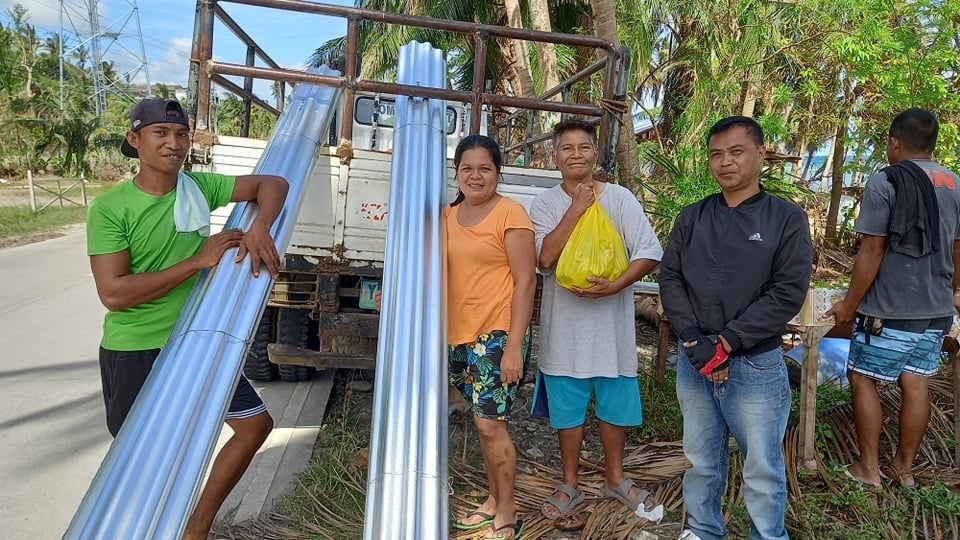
[448,329,531,421]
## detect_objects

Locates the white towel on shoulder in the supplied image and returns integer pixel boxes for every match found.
[174,171,211,237]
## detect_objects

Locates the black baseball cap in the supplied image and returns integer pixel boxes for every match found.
[120,98,190,158]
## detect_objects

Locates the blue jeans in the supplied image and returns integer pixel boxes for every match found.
[677,347,790,540]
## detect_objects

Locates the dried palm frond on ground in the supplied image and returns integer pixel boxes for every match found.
[216,364,959,540]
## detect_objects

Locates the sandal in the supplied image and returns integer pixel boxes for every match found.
[540,483,585,520]
[599,479,664,523]
[486,519,525,540]
[453,509,495,530]
[842,466,882,490]
[880,465,920,490]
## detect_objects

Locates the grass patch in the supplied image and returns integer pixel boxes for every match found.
[788,380,850,424]
[268,381,369,539]
[0,182,108,240]
[787,466,960,539]
[0,205,88,239]
[635,365,683,442]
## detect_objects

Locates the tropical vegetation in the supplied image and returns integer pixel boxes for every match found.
[0,4,277,185]
[311,0,960,246]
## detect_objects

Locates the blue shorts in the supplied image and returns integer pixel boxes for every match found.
[537,373,643,429]
[847,315,951,382]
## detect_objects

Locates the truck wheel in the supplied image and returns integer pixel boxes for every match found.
[243,307,278,381]
[277,308,315,382]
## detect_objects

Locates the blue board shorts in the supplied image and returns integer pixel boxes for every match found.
[847,315,951,382]
[535,373,643,430]
[99,347,267,437]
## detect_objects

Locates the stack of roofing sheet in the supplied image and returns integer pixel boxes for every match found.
[65,68,342,540]
[363,41,449,540]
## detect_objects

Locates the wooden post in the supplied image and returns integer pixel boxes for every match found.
[80,172,88,206]
[57,178,63,208]
[797,325,830,473]
[656,316,671,385]
[953,346,959,466]
[27,169,36,212]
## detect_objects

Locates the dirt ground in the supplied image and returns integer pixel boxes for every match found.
[302,321,685,540]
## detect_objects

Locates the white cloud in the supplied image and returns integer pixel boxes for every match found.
[0,1,61,27]
[147,36,192,86]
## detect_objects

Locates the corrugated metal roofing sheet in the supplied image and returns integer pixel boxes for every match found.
[363,41,449,540]
[65,68,342,540]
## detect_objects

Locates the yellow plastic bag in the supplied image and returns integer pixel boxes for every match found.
[555,199,629,290]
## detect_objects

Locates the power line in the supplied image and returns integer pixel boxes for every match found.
[56,0,150,113]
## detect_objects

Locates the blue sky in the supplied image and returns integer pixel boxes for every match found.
[2,0,354,99]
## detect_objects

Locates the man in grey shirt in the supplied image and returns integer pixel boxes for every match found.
[827,108,960,489]
[530,119,663,524]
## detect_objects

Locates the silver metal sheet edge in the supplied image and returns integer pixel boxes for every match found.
[363,41,449,540]
[64,67,343,539]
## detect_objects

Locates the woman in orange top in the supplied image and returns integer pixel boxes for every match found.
[447,135,536,539]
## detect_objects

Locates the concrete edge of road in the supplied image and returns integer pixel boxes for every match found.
[216,369,336,526]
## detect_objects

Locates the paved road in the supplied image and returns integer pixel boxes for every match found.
[0,225,109,539]
[0,225,332,539]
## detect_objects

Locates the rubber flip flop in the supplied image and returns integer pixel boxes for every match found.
[487,519,525,540]
[453,510,495,531]
[843,466,882,490]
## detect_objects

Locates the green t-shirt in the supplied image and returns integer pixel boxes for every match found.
[86,172,236,351]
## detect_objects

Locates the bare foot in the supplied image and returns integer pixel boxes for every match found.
[541,491,569,519]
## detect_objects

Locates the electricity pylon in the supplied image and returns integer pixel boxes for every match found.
[58,0,151,115]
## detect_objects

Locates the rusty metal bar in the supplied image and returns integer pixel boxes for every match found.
[207,61,606,117]
[537,56,607,100]
[596,48,619,170]
[523,110,533,165]
[503,131,552,154]
[470,31,488,135]
[504,116,599,154]
[188,0,216,130]
[602,45,632,173]
[220,0,614,51]
[340,17,360,147]
[241,45,255,137]
[495,57,607,128]
[210,74,281,116]
[213,3,283,70]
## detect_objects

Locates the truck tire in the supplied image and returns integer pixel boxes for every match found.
[277,308,315,382]
[243,307,278,382]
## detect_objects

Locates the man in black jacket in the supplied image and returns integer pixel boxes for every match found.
[659,116,812,540]
[826,109,960,490]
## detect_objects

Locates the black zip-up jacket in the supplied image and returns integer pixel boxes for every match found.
[659,189,813,355]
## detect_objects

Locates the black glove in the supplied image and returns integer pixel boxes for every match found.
[684,335,729,374]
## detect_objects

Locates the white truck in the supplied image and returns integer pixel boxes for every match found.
[185,1,630,381]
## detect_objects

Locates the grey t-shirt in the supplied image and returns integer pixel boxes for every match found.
[855,159,960,319]
[531,183,663,378]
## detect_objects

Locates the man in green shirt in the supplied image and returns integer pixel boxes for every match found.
[86,98,289,540]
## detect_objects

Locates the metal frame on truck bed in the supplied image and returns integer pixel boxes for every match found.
[185,0,631,379]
